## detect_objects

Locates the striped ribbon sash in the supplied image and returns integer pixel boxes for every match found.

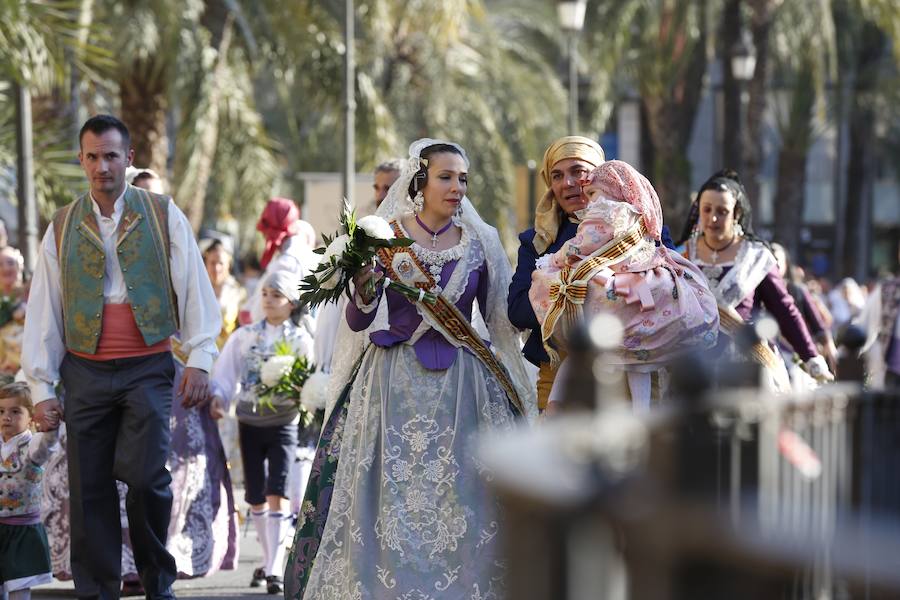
[540,221,647,363]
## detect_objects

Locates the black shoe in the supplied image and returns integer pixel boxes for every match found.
[121,580,145,597]
[250,567,267,588]
[266,575,284,595]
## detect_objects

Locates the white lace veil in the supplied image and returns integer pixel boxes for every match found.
[324,138,537,421]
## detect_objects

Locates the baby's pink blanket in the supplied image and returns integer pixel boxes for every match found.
[530,197,719,366]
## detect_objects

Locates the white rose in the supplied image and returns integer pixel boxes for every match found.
[322,234,350,263]
[299,371,330,412]
[260,355,295,387]
[356,215,394,241]
[319,267,342,290]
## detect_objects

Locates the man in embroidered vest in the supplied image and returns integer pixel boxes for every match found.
[22,114,222,600]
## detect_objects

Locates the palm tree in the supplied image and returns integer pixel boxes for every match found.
[240,0,566,244]
[82,0,279,237]
[0,0,110,267]
[769,0,835,258]
[579,0,712,234]
[740,0,783,213]
[831,0,898,278]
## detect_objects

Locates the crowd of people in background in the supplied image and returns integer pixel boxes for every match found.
[1,116,898,600]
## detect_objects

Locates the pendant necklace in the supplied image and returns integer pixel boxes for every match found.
[415,215,454,249]
[702,233,737,263]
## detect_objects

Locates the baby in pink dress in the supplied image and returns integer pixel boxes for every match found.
[529,160,719,408]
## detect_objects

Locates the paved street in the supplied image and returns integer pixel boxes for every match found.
[33,509,279,600]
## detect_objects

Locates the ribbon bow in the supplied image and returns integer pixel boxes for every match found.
[548,279,588,305]
[539,221,648,365]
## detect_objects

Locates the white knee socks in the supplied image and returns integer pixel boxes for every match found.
[265,511,289,577]
[250,508,270,570]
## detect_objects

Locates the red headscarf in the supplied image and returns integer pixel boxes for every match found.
[257,198,301,268]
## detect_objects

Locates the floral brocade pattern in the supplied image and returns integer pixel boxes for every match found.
[302,344,513,599]
[0,443,43,515]
[55,191,179,354]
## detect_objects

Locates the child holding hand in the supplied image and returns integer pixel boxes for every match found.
[0,382,60,600]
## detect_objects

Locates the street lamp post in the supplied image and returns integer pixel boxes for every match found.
[343,0,356,206]
[729,36,756,173]
[557,0,587,134]
[14,83,38,273]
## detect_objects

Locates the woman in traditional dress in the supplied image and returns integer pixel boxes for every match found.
[134,169,238,583]
[284,139,536,600]
[199,236,247,488]
[678,170,833,387]
[200,237,246,348]
[241,199,319,324]
[771,243,838,391]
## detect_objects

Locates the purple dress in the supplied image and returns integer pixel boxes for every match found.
[717,264,817,361]
[346,258,489,367]
[688,238,817,361]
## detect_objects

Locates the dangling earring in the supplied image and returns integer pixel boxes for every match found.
[412,191,425,213]
[691,222,701,239]
[734,223,744,237]
[454,201,463,220]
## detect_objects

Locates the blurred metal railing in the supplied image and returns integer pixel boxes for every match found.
[482,327,900,600]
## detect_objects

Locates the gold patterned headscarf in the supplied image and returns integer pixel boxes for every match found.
[533,136,605,255]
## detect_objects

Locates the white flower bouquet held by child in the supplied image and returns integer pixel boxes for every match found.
[297,370,329,413]
[299,199,436,311]
[256,340,319,427]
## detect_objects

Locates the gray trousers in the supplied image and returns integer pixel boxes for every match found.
[61,351,176,600]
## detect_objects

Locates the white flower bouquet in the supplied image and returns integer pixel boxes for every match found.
[257,340,320,427]
[299,199,437,311]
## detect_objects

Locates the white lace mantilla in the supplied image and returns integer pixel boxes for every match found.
[688,238,775,308]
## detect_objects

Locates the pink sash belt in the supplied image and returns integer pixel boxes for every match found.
[69,303,171,361]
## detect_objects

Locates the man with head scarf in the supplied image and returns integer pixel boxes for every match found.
[508,136,605,411]
[529,160,719,409]
[241,198,319,324]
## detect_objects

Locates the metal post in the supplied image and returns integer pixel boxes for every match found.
[342,0,356,207]
[833,69,854,280]
[527,160,537,218]
[14,83,38,273]
[736,80,745,174]
[568,35,578,134]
